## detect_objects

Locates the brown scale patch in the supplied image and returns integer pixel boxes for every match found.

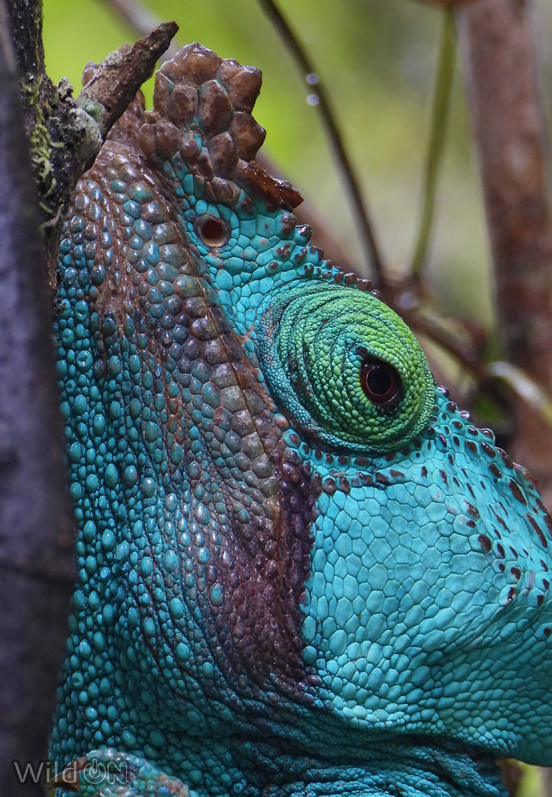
[508,479,527,505]
[478,534,492,552]
[68,75,321,698]
[492,508,509,532]
[525,513,548,548]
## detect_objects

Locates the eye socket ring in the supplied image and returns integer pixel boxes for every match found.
[195,215,230,248]
[360,356,402,407]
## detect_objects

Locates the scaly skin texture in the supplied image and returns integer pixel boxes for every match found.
[51,44,552,797]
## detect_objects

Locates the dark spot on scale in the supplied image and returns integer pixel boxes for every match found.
[438,434,447,447]
[497,543,505,558]
[466,441,477,454]
[452,421,463,430]
[480,480,487,491]
[354,457,369,468]
[389,470,405,479]
[488,462,501,478]
[447,402,458,413]
[506,587,516,604]
[498,448,514,469]
[288,433,300,446]
[439,470,448,485]
[478,534,492,551]
[375,472,389,486]
[481,442,495,458]
[499,563,505,571]
[385,452,395,462]
[538,595,545,606]
[467,426,478,436]
[509,479,527,505]
[337,455,349,466]
[448,455,454,466]
[323,477,336,495]
[526,514,548,548]
[499,501,509,516]
[325,454,333,464]
[509,547,518,559]
[544,579,550,590]
[543,513,552,537]
[541,559,549,572]
[338,476,351,493]
[511,567,521,580]
[467,483,476,500]
[350,477,361,488]
[492,510,509,532]
[466,520,476,528]
[359,473,373,486]
[544,627,551,637]
[421,466,428,478]
[311,472,322,492]
[453,477,460,487]
[452,436,460,446]
[438,386,450,398]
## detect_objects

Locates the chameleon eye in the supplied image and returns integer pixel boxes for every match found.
[360,356,401,406]
[258,283,435,453]
[196,215,229,248]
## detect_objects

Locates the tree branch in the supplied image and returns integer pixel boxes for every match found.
[457,0,552,505]
[5,0,178,287]
[0,1,75,790]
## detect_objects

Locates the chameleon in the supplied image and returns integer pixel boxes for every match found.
[50,42,552,797]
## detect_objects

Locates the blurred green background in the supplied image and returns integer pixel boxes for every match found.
[41,0,552,333]
[41,1,552,794]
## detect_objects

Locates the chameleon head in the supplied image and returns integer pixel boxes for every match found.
[257,278,552,765]
[51,41,552,794]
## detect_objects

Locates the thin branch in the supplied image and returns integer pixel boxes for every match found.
[257,0,385,280]
[410,8,456,276]
[486,362,552,430]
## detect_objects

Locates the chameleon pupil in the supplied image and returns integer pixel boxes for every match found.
[197,216,228,247]
[361,358,401,404]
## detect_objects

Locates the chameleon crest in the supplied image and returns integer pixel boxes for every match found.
[51,44,552,797]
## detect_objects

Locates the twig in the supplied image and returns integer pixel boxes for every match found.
[256,0,385,280]
[411,8,456,276]
[79,21,178,141]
